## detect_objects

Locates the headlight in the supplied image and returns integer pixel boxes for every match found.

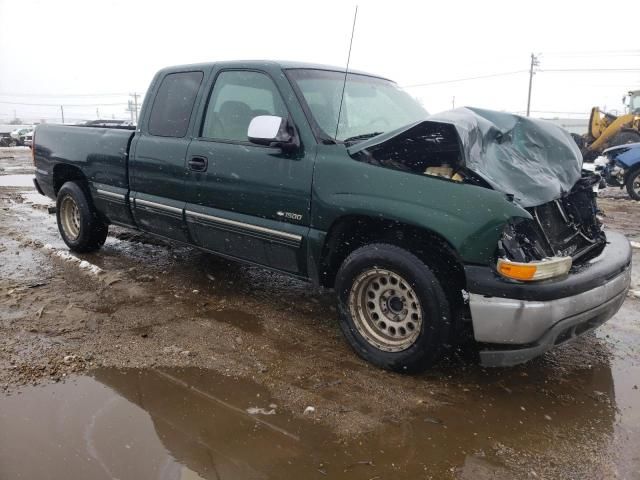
[497,256,572,281]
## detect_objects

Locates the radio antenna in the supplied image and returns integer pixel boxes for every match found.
[334,5,358,140]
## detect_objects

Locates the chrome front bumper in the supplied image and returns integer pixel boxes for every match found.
[465,231,632,367]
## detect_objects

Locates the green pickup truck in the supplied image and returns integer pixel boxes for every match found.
[32,61,632,372]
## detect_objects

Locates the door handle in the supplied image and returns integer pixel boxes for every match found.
[188,155,208,172]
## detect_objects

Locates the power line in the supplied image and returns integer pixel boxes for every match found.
[404,68,640,89]
[403,70,528,88]
[0,100,129,107]
[540,49,640,56]
[516,110,591,115]
[0,92,138,97]
[540,68,640,72]
[0,115,129,121]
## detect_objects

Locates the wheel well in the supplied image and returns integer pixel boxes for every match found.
[625,162,640,180]
[52,164,88,195]
[319,216,466,301]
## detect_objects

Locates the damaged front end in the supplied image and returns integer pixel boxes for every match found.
[345,107,632,366]
[348,107,607,277]
[500,174,605,263]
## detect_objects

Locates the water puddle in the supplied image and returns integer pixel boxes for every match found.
[209,308,265,333]
[0,237,54,293]
[0,368,365,480]
[1,355,639,479]
[0,174,35,187]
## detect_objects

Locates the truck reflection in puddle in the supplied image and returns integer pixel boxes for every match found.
[0,359,625,479]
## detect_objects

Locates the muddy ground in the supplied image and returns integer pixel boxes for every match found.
[1,146,639,479]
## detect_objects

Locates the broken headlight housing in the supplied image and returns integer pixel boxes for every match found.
[498,218,549,264]
[497,218,572,282]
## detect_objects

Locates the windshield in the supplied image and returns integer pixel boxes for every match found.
[287,69,428,142]
[631,93,640,113]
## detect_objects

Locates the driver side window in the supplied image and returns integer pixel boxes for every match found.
[201,70,287,142]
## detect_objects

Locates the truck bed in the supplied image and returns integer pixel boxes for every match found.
[35,123,135,196]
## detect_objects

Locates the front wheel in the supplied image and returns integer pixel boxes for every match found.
[56,181,108,252]
[335,243,451,373]
[626,168,640,201]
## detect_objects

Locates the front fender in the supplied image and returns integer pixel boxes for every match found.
[605,142,640,170]
[312,147,530,265]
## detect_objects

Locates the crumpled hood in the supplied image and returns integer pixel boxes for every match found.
[349,107,583,208]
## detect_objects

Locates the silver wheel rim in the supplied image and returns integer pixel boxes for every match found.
[60,195,81,240]
[633,174,640,196]
[348,268,423,352]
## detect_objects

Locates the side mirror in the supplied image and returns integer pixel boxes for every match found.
[248,115,299,152]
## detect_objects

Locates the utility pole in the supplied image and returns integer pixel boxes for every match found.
[60,105,65,124]
[130,92,139,124]
[127,100,135,122]
[526,53,539,117]
[96,107,100,119]
[452,96,455,109]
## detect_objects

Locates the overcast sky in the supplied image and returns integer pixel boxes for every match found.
[1,0,639,123]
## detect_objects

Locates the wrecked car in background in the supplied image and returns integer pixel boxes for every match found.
[31,61,632,372]
[595,142,640,200]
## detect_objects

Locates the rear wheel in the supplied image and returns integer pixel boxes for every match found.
[625,168,640,201]
[56,181,108,252]
[335,243,451,373]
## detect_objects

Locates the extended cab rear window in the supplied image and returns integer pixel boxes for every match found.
[148,71,204,137]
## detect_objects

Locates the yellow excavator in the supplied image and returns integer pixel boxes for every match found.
[576,90,640,161]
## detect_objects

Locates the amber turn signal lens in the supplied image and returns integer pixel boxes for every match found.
[497,261,537,281]
[497,256,572,282]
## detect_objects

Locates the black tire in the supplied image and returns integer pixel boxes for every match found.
[334,243,451,373]
[56,181,108,252]
[625,167,640,201]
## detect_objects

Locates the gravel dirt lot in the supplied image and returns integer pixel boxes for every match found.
[1,146,639,479]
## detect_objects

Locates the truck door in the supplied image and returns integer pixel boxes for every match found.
[129,70,204,242]
[184,69,314,274]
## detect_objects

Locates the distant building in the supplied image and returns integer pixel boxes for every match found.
[540,118,589,135]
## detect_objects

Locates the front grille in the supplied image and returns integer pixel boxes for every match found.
[500,174,606,265]
[529,176,605,264]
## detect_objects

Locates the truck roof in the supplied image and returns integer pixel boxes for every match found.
[157,60,391,81]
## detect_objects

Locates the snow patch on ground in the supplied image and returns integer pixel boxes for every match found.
[20,190,52,206]
[2,165,34,172]
[43,244,104,275]
[246,407,276,415]
[0,174,35,187]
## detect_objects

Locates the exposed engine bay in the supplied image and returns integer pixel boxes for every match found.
[347,119,487,187]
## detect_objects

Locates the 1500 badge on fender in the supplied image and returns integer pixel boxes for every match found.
[277,211,303,221]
